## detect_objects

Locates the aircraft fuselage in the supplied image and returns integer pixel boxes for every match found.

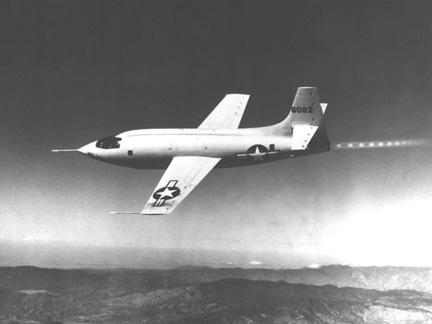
[54,88,330,214]
[79,127,328,169]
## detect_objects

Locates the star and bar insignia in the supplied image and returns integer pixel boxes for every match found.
[236,144,279,163]
[153,180,181,207]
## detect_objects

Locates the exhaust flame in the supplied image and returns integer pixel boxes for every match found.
[333,139,429,150]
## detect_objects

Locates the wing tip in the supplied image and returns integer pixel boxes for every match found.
[225,93,250,97]
[110,211,169,216]
[141,209,172,215]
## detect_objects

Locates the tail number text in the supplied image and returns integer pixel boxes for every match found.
[291,107,313,113]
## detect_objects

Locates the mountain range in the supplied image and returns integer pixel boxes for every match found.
[1,265,432,323]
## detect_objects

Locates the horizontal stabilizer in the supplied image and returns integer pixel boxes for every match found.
[292,125,319,150]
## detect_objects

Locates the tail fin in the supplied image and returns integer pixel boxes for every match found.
[271,87,329,151]
[282,87,324,132]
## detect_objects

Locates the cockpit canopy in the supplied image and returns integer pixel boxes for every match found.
[96,136,122,149]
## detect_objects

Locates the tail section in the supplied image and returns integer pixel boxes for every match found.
[281,87,324,133]
[270,87,330,151]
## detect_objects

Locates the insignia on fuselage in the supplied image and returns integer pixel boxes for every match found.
[236,144,279,163]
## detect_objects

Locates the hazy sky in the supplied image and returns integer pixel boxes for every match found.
[1,0,432,268]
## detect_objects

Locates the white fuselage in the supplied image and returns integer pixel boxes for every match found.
[78,126,328,169]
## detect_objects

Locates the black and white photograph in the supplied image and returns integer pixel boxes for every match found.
[1,0,432,323]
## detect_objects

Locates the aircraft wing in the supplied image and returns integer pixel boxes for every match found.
[141,156,221,215]
[198,94,250,129]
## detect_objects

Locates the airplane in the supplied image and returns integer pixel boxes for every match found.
[53,87,330,215]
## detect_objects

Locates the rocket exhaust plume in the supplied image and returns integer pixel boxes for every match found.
[332,139,429,150]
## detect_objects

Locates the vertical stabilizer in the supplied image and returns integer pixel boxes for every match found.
[270,87,329,151]
[284,87,324,132]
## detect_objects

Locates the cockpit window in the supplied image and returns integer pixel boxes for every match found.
[96,136,122,149]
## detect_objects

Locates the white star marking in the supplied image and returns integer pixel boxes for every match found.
[248,146,267,162]
[158,187,177,199]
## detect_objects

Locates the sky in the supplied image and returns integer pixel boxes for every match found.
[1,0,432,268]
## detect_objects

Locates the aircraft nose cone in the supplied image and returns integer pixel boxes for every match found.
[78,142,97,156]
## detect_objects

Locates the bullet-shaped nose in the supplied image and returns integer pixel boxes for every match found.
[78,141,97,156]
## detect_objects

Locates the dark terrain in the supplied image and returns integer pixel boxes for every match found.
[1,265,432,324]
